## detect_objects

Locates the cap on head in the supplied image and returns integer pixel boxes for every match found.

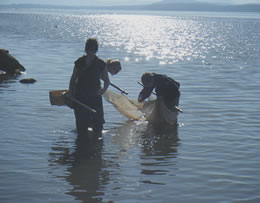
[85,38,98,53]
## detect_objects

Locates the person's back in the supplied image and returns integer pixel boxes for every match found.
[153,73,180,100]
[75,55,105,99]
[138,72,180,108]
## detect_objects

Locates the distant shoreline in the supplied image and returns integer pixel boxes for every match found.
[0,3,260,13]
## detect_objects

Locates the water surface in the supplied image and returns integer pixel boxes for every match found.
[0,8,260,203]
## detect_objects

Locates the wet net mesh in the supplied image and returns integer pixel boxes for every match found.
[103,90,178,125]
[103,90,145,120]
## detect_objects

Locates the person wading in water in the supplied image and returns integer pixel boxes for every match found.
[68,38,121,138]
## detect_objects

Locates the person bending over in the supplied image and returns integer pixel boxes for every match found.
[138,72,180,110]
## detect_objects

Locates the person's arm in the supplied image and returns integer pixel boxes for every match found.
[68,65,78,97]
[98,65,110,95]
[138,87,154,102]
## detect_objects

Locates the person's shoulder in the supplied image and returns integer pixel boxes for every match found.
[95,56,106,71]
[155,73,180,87]
[153,73,165,81]
[155,73,174,81]
[74,55,86,65]
[95,56,106,66]
[166,75,180,88]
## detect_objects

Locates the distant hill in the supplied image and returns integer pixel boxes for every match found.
[141,2,260,12]
[1,3,260,13]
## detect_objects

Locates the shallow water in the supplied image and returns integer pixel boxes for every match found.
[0,8,260,203]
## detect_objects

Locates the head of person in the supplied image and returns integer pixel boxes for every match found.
[85,38,98,55]
[106,59,122,75]
[141,72,155,87]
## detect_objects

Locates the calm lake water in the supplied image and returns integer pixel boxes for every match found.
[0,8,260,203]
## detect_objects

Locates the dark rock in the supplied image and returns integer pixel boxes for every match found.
[20,78,37,84]
[0,49,26,75]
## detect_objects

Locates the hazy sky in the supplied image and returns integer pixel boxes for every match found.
[0,0,259,6]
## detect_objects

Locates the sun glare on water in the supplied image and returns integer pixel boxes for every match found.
[86,14,208,64]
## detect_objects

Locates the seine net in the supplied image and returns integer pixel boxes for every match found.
[103,90,178,125]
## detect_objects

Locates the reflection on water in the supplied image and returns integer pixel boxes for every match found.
[110,120,179,150]
[4,11,258,66]
[65,136,107,203]
[49,134,109,203]
[140,123,179,185]
[49,121,179,202]
[141,122,179,157]
[110,120,148,149]
[0,74,19,89]
[1,9,260,202]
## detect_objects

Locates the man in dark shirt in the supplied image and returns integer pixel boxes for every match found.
[68,38,109,136]
[138,72,180,110]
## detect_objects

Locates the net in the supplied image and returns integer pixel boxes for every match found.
[103,90,145,121]
[103,90,178,125]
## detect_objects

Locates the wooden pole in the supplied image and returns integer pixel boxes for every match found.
[109,82,128,95]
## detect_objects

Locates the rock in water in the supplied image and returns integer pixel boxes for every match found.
[0,49,26,74]
[20,78,37,84]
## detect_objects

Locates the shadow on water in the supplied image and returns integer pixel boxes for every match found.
[110,120,180,186]
[49,121,179,202]
[49,134,112,203]
[139,122,180,184]
[141,122,179,156]
[65,136,109,203]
